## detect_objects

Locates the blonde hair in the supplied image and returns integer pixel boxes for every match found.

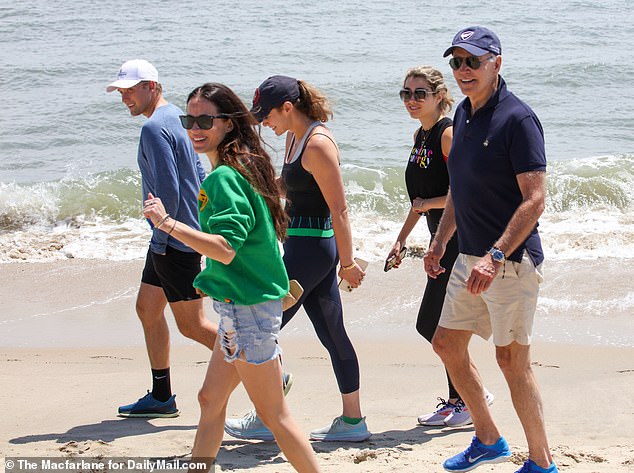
[404,66,454,114]
[294,80,334,122]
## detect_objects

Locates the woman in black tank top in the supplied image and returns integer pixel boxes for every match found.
[224,75,370,443]
[389,66,477,428]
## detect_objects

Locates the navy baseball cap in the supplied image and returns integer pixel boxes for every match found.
[250,75,300,122]
[443,26,502,57]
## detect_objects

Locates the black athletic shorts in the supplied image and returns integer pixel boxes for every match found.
[141,246,202,303]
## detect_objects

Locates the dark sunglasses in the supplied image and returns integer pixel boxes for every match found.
[179,114,229,130]
[399,88,437,102]
[449,54,494,71]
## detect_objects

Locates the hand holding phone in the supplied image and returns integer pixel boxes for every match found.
[384,247,407,272]
[338,258,368,292]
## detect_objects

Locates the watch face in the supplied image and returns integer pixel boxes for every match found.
[489,248,505,262]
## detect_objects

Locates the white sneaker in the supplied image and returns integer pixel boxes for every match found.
[444,389,495,427]
[417,398,456,426]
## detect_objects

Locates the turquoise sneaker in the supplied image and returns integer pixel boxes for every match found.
[224,410,275,441]
[515,459,558,473]
[118,391,179,418]
[309,416,371,442]
[223,372,293,441]
[443,436,511,472]
[282,372,293,396]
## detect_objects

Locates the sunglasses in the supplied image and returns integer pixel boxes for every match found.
[449,54,495,71]
[179,114,229,130]
[399,88,437,102]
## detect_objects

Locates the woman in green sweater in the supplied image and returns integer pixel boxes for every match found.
[143,83,320,473]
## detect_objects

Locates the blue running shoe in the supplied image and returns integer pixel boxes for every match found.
[443,436,511,472]
[515,459,558,473]
[309,416,371,442]
[118,391,179,418]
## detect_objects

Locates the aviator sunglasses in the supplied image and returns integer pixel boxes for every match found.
[399,88,437,102]
[179,114,229,130]
[449,54,495,71]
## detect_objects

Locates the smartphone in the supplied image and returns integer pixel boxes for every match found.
[384,247,407,272]
[338,258,369,292]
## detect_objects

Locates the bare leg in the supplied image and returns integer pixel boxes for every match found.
[237,358,320,473]
[170,298,217,350]
[341,390,362,418]
[190,338,241,463]
[496,342,553,468]
[432,326,500,444]
[136,283,170,369]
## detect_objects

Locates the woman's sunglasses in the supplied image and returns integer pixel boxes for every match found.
[448,54,495,71]
[179,114,229,130]
[399,88,437,102]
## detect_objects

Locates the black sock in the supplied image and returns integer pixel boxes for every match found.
[151,368,172,402]
[446,369,461,401]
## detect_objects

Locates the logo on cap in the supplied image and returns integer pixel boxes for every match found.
[460,31,474,40]
[252,88,261,106]
[117,70,128,79]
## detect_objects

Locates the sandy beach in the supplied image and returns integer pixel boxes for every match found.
[1,260,633,472]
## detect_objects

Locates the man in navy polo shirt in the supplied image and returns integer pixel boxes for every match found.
[424,27,558,473]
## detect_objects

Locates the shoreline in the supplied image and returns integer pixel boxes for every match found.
[2,258,633,348]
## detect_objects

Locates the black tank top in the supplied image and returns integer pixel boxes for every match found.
[281,125,337,236]
[405,117,452,228]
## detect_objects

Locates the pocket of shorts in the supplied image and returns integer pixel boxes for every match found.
[516,255,544,284]
[501,260,520,280]
[249,302,281,334]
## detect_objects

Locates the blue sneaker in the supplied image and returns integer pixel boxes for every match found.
[443,436,511,472]
[515,459,558,473]
[309,416,372,442]
[118,391,179,418]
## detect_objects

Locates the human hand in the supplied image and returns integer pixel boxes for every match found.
[466,254,500,295]
[423,240,446,279]
[412,197,427,214]
[385,241,406,271]
[142,193,168,227]
[338,261,365,288]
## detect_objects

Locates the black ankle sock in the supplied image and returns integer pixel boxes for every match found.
[151,368,172,402]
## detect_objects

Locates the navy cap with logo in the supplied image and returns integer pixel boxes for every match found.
[250,75,300,123]
[443,26,502,57]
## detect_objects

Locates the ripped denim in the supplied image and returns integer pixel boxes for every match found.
[212,299,283,365]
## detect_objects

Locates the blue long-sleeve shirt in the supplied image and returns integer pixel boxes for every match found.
[137,103,206,254]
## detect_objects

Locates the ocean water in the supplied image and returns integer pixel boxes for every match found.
[1,1,633,344]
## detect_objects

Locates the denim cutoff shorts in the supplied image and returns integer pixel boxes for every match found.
[212,299,283,365]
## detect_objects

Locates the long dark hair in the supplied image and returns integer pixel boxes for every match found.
[187,83,287,240]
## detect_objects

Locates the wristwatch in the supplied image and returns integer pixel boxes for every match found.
[488,247,506,263]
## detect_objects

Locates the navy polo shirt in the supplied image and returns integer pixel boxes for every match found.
[448,76,546,265]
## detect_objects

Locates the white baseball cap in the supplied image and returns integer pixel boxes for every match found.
[106,59,159,92]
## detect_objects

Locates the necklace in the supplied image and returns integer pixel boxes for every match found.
[420,121,437,149]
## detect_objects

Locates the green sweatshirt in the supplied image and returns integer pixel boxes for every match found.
[193,164,288,305]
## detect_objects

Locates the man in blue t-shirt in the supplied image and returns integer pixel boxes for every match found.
[424,28,558,473]
[106,59,217,418]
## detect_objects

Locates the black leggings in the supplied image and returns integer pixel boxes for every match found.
[282,235,360,394]
[416,229,460,400]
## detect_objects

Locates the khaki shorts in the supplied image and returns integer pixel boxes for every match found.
[439,253,543,346]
